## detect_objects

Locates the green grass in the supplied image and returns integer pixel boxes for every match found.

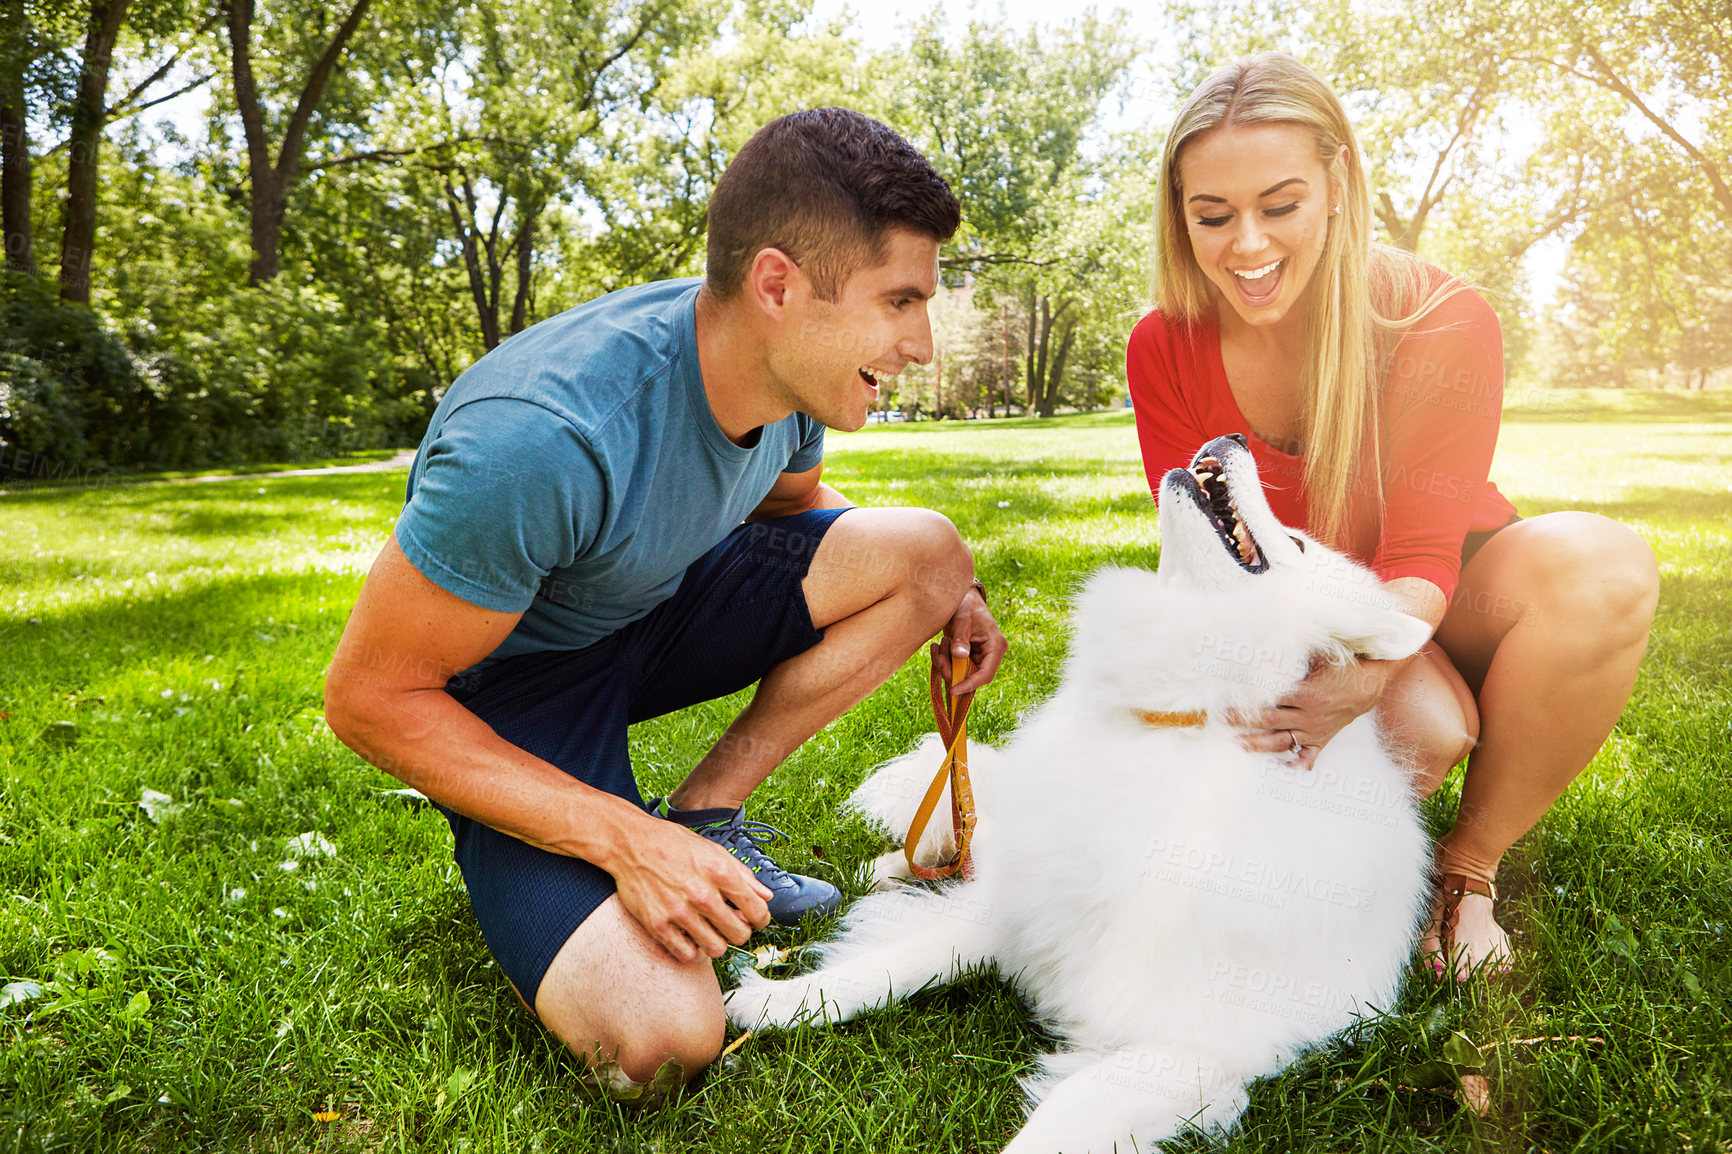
[2,392,1729,1152]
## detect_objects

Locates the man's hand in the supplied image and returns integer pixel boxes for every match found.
[607,817,772,963]
[932,586,1008,695]
[1237,655,1395,770]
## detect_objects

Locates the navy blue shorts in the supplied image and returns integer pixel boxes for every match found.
[442,507,849,1005]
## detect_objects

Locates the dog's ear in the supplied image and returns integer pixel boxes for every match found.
[1340,609,1433,661]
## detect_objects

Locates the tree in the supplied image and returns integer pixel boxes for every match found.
[887,10,1141,415]
[55,0,203,300]
[1493,0,1731,225]
[582,0,875,292]
[362,0,742,349]
[56,0,128,300]
[0,0,214,300]
[1476,0,1732,381]
[222,0,373,285]
[1,0,35,274]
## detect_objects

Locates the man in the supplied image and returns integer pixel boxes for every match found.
[322,108,1007,1093]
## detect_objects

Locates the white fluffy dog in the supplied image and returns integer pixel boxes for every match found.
[727,434,1435,1152]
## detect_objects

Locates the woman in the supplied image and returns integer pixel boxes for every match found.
[1126,52,1659,978]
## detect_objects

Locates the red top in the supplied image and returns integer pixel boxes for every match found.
[1126,284,1517,599]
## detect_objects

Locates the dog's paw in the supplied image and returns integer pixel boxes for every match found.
[724,973,829,1031]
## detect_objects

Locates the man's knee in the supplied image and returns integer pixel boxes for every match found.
[810,505,973,619]
[532,897,728,1089]
[550,979,725,1087]
[584,1002,725,1087]
[891,507,971,612]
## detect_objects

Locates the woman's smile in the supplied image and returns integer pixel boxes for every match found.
[1230,257,1286,306]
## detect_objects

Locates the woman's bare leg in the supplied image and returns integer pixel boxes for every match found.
[1421,511,1659,976]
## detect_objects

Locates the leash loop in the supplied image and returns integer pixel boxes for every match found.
[904,649,976,881]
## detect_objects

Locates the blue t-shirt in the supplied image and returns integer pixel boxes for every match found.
[396,278,826,665]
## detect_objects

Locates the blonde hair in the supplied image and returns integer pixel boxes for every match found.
[1151,51,1460,546]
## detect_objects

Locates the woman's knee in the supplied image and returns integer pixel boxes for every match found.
[1401,717,1475,799]
[1522,513,1659,644]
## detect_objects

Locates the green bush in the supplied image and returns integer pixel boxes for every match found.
[1,272,435,473]
[0,271,155,472]
[134,281,434,468]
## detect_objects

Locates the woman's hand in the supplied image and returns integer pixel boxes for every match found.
[1238,655,1398,770]
[1239,574,1445,768]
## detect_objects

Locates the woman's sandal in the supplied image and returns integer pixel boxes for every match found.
[1428,860,1513,980]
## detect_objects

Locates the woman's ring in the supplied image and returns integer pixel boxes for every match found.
[1288,731,1303,755]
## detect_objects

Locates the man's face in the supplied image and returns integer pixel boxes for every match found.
[770,228,940,431]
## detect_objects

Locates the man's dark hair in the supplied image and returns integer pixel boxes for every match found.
[705,108,960,302]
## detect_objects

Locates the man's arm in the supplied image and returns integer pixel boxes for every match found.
[322,536,771,962]
[746,463,851,521]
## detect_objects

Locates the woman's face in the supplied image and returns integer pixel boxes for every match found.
[1176,122,1339,333]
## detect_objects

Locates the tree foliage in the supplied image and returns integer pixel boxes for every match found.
[1,0,1728,471]
[885,12,1143,417]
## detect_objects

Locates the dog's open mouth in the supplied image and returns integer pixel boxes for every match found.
[1190,454,1265,571]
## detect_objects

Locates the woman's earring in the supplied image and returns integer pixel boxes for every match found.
[1331,203,1342,215]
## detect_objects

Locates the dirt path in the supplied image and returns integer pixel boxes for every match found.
[170,448,419,485]
[0,448,418,496]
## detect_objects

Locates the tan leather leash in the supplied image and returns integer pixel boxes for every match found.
[904,651,976,881]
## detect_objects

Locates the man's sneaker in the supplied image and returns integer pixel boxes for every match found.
[654,800,842,925]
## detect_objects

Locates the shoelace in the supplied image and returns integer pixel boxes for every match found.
[704,814,795,887]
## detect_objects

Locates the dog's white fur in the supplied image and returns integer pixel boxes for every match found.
[728,436,1435,1152]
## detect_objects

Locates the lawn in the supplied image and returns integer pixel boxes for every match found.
[2,392,1729,1152]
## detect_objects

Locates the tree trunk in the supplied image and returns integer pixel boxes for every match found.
[226,0,373,285]
[1032,297,1055,415]
[247,177,287,283]
[1041,319,1076,418]
[59,0,129,302]
[1375,191,1422,253]
[932,342,944,417]
[508,199,540,337]
[1,0,31,275]
[444,175,501,351]
[1024,287,1038,412]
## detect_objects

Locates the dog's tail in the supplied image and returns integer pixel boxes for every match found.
[848,734,1002,886]
[846,732,949,840]
[726,881,999,1032]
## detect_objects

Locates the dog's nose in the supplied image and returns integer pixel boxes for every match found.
[1226,432,1248,448]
